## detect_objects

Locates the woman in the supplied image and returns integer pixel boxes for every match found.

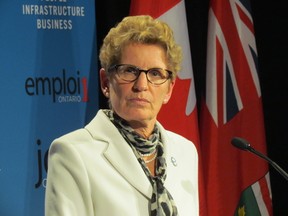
[45,15,199,216]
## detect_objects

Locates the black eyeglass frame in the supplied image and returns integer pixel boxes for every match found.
[108,64,173,85]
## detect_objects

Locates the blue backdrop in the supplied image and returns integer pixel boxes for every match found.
[0,1,98,215]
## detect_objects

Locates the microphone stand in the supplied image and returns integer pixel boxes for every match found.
[247,146,288,182]
[231,137,288,182]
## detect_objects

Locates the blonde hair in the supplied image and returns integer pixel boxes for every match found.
[99,15,182,79]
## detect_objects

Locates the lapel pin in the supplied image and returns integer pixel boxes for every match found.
[171,157,177,166]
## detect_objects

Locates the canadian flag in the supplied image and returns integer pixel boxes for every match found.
[130,0,207,215]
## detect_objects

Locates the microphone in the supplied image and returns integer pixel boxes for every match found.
[231,137,288,181]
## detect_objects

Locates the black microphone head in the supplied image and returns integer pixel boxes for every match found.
[231,137,251,151]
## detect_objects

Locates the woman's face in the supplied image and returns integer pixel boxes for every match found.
[100,43,175,132]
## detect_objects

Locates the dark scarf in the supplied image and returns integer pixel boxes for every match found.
[104,109,178,216]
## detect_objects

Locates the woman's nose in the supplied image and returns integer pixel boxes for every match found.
[133,72,148,91]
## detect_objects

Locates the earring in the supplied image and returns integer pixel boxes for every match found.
[104,88,109,97]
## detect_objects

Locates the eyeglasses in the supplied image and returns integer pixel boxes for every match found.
[108,64,173,85]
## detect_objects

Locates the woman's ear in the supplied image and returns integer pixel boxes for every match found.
[100,68,110,98]
[163,79,176,104]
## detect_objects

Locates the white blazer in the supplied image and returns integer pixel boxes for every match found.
[45,110,199,216]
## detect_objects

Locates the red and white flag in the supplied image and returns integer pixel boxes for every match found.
[130,0,206,215]
[200,0,273,215]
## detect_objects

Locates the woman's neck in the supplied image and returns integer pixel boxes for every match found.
[128,120,156,138]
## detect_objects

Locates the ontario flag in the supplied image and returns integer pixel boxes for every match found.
[200,0,273,215]
[130,0,207,215]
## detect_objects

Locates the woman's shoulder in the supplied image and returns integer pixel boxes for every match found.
[53,127,92,144]
[159,126,197,153]
[51,109,112,147]
[165,130,191,142]
[165,130,196,150]
[49,128,93,154]
[157,122,193,145]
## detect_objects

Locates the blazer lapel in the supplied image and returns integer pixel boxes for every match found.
[104,138,152,198]
[85,110,152,199]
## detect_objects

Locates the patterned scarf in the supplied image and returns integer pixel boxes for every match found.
[104,110,178,216]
